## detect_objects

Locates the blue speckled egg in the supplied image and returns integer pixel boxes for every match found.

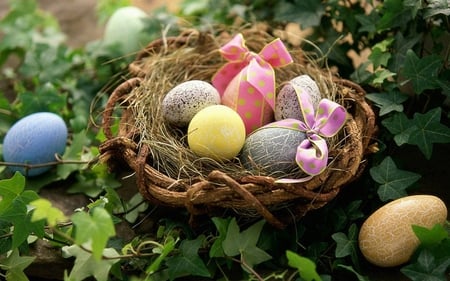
[239,126,306,177]
[2,112,68,177]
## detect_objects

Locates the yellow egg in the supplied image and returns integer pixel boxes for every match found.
[358,195,448,267]
[187,105,246,161]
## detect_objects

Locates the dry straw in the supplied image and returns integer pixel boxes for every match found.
[100,24,377,228]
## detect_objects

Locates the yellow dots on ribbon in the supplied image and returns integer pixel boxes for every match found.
[238,98,246,106]
[266,92,274,100]
[254,100,262,108]
[244,112,253,119]
[258,80,266,87]
[317,107,325,115]
[247,86,255,94]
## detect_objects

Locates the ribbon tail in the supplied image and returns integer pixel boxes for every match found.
[259,38,293,67]
[295,135,328,176]
[315,100,347,137]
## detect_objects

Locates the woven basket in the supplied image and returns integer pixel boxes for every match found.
[99,26,377,229]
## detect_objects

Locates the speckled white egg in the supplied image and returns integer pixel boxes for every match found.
[275,75,321,122]
[162,80,221,127]
[358,195,448,267]
[239,126,306,176]
[2,112,68,177]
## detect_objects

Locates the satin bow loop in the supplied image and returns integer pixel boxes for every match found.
[270,84,347,183]
[212,33,293,110]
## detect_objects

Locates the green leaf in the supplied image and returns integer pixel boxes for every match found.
[377,0,413,31]
[402,50,442,94]
[408,108,450,159]
[0,172,26,214]
[366,91,408,116]
[370,156,421,201]
[274,0,325,28]
[286,250,322,281]
[412,224,449,247]
[0,249,35,281]
[62,245,120,281]
[0,173,43,247]
[369,38,394,69]
[165,235,211,280]
[382,112,416,146]
[401,249,450,281]
[222,218,272,269]
[372,69,396,85]
[71,208,116,260]
[209,217,231,258]
[57,130,90,180]
[146,236,177,275]
[30,198,67,227]
[331,225,358,259]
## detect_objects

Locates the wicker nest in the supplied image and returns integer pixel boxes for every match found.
[99,25,377,229]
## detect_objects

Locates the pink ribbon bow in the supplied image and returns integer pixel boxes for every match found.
[212,33,293,111]
[269,85,347,183]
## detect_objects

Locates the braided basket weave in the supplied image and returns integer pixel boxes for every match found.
[99,26,377,228]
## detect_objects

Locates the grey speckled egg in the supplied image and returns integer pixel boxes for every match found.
[275,75,321,122]
[162,80,221,127]
[240,126,306,176]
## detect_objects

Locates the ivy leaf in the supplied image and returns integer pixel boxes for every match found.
[382,112,416,146]
[331,224,359,261]
[274,0,325,28]
[370,156,421,201]
[57,130,89,180]
[366,91,408,116]
[30,198,67,227]
[71,208,116,260]
[369,38,394,69]
[408,108,450,159]
[286,250,322,281]
[146,236,177,275]
[222,218,272,269]
[0,173,43,247]
[62,245,120,281]
[0,249,35,281]
[412,224,448,247]
[165,235,211,280]
[400,249,450,281]
[209,217,231,258]
[402,50,442,94]
[389,33,421,73]
[372,69,396,85]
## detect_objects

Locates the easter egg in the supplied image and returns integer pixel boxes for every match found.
[2,112,68,177]
[240,125,306,176]
[275,75,321,122]
[162,80,221,127]
[358,195,448,267]
[187,105,246,161]
[103,6,149,55]
[221,72,274,135]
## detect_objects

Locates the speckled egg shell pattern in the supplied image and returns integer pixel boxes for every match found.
[162,80,221,127]
[2,112,68,177]
[358,195,448,267]
[240,126,306,176]
[275,75,321,122]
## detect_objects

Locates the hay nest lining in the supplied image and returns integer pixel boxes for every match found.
[100,25,377,228]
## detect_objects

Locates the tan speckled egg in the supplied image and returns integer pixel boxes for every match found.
[358,195,447,267]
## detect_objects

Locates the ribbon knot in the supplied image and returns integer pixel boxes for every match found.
[212,33,293,110]
[266,84,347,183]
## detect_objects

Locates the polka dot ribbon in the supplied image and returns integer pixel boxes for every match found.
[212,33,293,110]
[269,85,347,183]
